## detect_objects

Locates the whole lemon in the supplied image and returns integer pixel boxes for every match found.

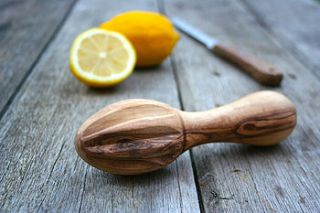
[100,11,179,67]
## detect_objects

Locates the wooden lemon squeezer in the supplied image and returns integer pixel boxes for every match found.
[75,91,296,175]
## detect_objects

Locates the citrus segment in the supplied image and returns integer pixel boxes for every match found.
[70,28,136,87]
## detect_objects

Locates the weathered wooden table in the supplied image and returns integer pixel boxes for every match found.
[1,0,320,212]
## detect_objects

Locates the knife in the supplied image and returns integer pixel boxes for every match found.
[172,17,283,86]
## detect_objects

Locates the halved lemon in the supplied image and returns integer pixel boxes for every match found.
[70,28,136,87]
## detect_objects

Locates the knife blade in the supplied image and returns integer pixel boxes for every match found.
[172,17,219,49]
[171,17,283,86]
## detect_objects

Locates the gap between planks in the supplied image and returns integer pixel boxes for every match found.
[157,0,206,212]
[164,0,320,212]
[0,0,200,212]
[238,0,320,81]
[0,0,79,120]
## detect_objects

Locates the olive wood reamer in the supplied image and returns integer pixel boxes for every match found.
[75,91,297,175]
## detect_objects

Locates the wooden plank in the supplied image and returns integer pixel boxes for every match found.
[165,0,320,212]
[239,0,320,79]
[0,0,200,212]
[0,0,77,116]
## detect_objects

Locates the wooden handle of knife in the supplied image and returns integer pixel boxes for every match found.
[180,91,296,150]
[212,44,283,86]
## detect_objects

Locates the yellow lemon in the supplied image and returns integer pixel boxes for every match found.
[100,11,179,67]
[70,28,136,87]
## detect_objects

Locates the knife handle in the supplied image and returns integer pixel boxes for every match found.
[212,44,283,86]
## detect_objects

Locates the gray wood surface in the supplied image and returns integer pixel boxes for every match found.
[0,0,200,212]
[165,0,320,212]
[1,0,320,212]
[240,0,320,79]
[0,0,77,116]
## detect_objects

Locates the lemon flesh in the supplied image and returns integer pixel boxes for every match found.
[70,28,136,87]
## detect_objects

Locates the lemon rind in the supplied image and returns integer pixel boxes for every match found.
[70,28,136,87]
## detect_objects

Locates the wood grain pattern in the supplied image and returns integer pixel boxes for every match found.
[182,91,296,149]
[212,44,283,86]
[0,0,76,115]
[165,0,320,211]
[240,0,320,79]
[75,91,296,175]
[76,99,184,175]
[0,0,200,212]
[1,0,319,212]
